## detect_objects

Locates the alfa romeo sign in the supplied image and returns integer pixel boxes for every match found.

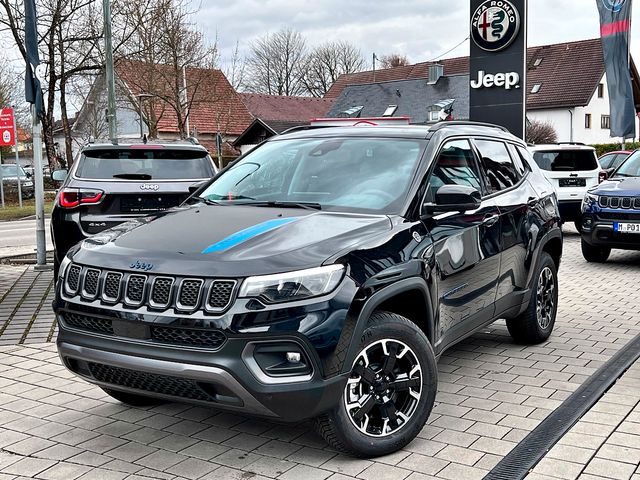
[0,108,16,147]
[469,0,527,139]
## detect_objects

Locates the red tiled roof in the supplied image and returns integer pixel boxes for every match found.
[239,93,334,122]
[325,38,616,110]
[116,60,253,136]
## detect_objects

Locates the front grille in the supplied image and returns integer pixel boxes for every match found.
[178,280,203,309]
[151,326,226,348]
[103,272,122,301]
[66,265,81,293]
[150,278,173,308]
[64,312,114,334]
[88,362,212,401]
[600,195,638,209]
[126,275,146,304]
[63,265,235,314]
[83,269,100,298]
[208,281,236,310]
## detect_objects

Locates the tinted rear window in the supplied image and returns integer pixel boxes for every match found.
[75,149,214,180]
[532,150,597,172]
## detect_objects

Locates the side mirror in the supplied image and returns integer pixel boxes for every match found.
[188,180,206,195]
[51,169,68,182]
[422,185,482,216]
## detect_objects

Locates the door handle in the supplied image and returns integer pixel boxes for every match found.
[482,214,499,227]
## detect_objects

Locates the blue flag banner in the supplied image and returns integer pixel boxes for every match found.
[596,0,636,139]
[24,0,44,118]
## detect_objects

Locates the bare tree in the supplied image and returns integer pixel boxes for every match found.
[245,27,308,96]
[223,40,246,91]
[379,53,410,69]
[302,41,365,97]
[120,0,218,138]
[527,120,558,145]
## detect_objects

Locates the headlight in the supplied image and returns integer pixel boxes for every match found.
[582,192,599,211]
[239,265,345,304]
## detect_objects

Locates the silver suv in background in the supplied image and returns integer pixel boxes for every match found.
[1,164,35,199]
[528,143,603,230]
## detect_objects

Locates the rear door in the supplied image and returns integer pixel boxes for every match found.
[531,148,600,202]
[72,146,215,235]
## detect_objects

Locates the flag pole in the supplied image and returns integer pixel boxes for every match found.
[31,105,47,268]
[103,0,118,144]
[12,107,22,208]
[0,149,4,208]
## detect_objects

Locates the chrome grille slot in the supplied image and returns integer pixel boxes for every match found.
[622,197,632,209]
[177,279,203,310]
[102,272,122,302]
[82,269,101,299]
[151,326,226,349]
[125,275,147,305]
[150,277,174,309]
[610,197,621,208]
[66,265,82,294]
[599,196,609,208]
[207,280,236,312]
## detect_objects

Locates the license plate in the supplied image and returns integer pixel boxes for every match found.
[614,222,640,233]
[559,178,586,187]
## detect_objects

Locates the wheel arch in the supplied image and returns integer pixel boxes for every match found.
[340,278,435,375]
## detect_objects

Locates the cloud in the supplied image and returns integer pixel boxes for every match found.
[197,0,640,70]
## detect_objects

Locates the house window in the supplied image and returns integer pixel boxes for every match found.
[585,114,592,129]
[429,111,440,122]
[383,105,398,117]
[531,84,542,94]
[598,83,605,98]
[601,115,611,129]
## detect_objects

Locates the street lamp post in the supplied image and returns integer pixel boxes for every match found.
[136,93,154,138]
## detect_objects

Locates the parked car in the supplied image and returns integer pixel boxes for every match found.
[598,150,632,178]
[580,149,640,262]
[529,143,603,230]
[54,122,562,457]
[51,142,218,277]
[1,164,35,199]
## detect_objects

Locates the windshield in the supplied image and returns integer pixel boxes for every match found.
[75,148,215,180]
[199,137,426,214]
[614,150,640,177]
[532,150,598,171]
[0,165,27,178]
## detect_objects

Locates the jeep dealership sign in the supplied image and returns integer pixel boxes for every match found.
[469,0,527,139]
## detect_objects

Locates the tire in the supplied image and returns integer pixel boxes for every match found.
[574,219,582,232]
[506,252,558,344]
[101,388,164,407]
[581,239,610,263]
[315,311,437,458]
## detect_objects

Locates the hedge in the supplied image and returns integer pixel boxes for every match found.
[591,142,640,157]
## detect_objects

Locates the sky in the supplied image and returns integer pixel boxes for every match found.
[199,0,640,71]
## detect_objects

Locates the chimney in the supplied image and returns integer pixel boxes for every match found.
[428,63,444,84]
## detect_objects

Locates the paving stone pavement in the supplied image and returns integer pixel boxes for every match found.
[0,228,639,480]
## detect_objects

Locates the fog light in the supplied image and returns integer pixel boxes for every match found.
[286,352,302,363]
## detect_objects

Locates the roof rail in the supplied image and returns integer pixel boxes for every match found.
[427,121,510,134]
[279,125,333,135]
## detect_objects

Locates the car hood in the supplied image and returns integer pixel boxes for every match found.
[591,177,640,196]
[71,204,393,276]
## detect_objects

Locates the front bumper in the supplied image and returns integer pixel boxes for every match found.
[580,213,640,250]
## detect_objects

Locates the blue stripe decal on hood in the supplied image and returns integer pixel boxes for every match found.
[201,217,298,254]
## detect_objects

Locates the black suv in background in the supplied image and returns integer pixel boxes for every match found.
[51,142,217,275]
[54,123,562,457]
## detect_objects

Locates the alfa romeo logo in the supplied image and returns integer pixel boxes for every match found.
[471,0,521,52]
[602,0,626,12]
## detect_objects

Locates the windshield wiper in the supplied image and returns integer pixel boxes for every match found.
[198,197,222,206]
[238,201,322,211]
[113,173,152,180]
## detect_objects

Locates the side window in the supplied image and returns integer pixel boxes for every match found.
[425,139,483,203]
[475,139,521,194]
[514,145,534,174]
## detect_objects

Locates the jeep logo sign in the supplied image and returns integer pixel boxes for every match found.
[140,184,159,191]
[470,71,520,90]
[469,0,527,139]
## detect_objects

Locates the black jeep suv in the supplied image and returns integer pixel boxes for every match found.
[54,123,562,457]
[51,142,217,276]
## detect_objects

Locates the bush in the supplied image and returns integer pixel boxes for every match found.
[591,142,639,157]
[526,120,558,145]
